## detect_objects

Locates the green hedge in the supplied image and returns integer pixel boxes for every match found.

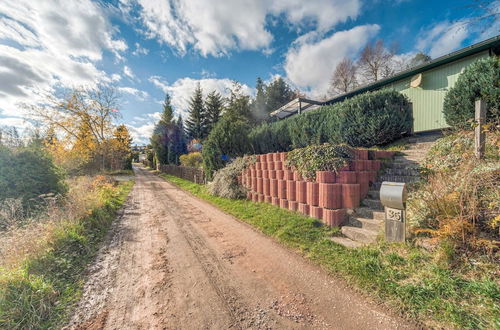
[202,114,251,180]
[443,56,500,129]
[249,89,412,154]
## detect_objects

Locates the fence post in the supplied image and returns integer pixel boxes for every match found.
[474,99,486,160]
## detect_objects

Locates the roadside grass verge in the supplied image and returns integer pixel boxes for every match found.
[160,173,499,329]
[0,180,133,329]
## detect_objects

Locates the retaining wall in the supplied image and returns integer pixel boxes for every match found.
[240,150,394,227]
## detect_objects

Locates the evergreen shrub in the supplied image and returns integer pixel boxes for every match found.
[443,57,499,129]
[0,145,66,205]
[249,89,412,153]
[202,114,251,180]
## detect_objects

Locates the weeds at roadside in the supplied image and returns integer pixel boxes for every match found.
[0,179,133,329]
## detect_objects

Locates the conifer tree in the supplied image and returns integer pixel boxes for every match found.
[251,77,267,122]
[265,77,295,114]
[185,83,207,139]
[205,90,223,134]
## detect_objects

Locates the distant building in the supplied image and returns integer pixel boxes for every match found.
[271,35,500,133]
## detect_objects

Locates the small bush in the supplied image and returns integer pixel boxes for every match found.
[249,89,412,153]
[179,152,203,168]
[208,155,256,199]
[286,144,353,180]
[407,131,500,256]
[0,145,66,206]
[443,56,500,129]
[202,114,251,180]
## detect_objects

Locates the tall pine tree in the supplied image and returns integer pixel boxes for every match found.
[205,90,223,134]
[185,83,207,140]
[150,93,176,166]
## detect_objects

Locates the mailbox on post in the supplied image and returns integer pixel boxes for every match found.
[380,182,407,242]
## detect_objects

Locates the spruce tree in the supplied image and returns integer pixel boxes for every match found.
[205,90,223,134]
[265,77,295,114]
[185,83,207,140]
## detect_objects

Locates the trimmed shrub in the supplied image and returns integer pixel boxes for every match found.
[249,89,412,152]
[286,144,353,180]
[202,114,251,180]
[337,89,412,146]
[179,152,203,168]
[443,56,500,129]
[0,145,66,205]
[208,155,256,199]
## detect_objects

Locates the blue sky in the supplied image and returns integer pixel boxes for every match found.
[0,0,498,144]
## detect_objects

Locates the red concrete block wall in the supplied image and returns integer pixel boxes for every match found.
[293,171,303,182]
[277,180,287,199]
[316,171,336,183]
[276,170,284,180]
[286,180,296,201]
[272,197,279,206]
[274,161,283,171]
[279,199,288,209]
[296,181,307,203]
[258,194,265,203]
[257,178,263,194]
[306,182,319,206]
[262,170,269,179]
[263,178,270,196]
[269,170,276,179]
[298,203,309,216]
[288,201,298,211]
[322,209,346,227]
[265,196,272,203]
[342,184,360,209]
[269,179,278,197]
[319,183,342,209]
[283,170,294,180]
[309,206,323,219]
[337,171,357,184]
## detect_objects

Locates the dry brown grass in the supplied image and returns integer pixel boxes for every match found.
[0,176,116,270]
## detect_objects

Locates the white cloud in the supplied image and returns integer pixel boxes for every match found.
[126,112,162,144]
[284,24,380,97]
[0,0,127,116]
[416,21,469,58]
[123,65,136,80]
[132,0,360,56]
[132,42,149,56]
[148,76,252,118]
[118,87,149,100]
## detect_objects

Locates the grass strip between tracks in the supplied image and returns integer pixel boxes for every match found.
[0,180,134,329]
[160,173,499,330]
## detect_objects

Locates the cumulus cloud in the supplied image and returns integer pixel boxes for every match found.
[132,42,149,56]
[0,0,127,119]
[131,0,360,56]
[416,21,469,58]
[123,65,136,80]
[284,24,380,97]
[148,76,253,118]
[118,87,150,100]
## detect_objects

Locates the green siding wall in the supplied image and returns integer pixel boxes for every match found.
[386,51,489,132]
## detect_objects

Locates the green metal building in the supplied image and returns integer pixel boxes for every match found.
[272,36,500,133]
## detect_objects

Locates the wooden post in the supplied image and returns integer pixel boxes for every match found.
[475,99,486,159]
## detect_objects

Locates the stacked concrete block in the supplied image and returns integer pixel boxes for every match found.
[242,149,395,227]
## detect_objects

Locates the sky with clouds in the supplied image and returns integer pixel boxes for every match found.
[0,0,498,144]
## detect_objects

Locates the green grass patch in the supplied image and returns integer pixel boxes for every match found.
[0,180,134,329]
[160,174,499,329]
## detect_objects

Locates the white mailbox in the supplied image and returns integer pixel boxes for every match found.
[380,182,407,242]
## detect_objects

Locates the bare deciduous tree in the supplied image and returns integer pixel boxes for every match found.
[329,58,358,96]
[357,40,396,83]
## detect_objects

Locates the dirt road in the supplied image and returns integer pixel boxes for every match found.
[67,165,416,330]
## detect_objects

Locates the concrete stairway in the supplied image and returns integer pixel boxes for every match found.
[331,132,442,248]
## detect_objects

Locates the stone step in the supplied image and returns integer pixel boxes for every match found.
[349,216,383,231]
[341,226,378,244]
[368,190,380,199]
[355,207,385,220]
[384,168,420,176]
[378,175,420,183]
[330,236,365,249]
[361,198,383,210]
